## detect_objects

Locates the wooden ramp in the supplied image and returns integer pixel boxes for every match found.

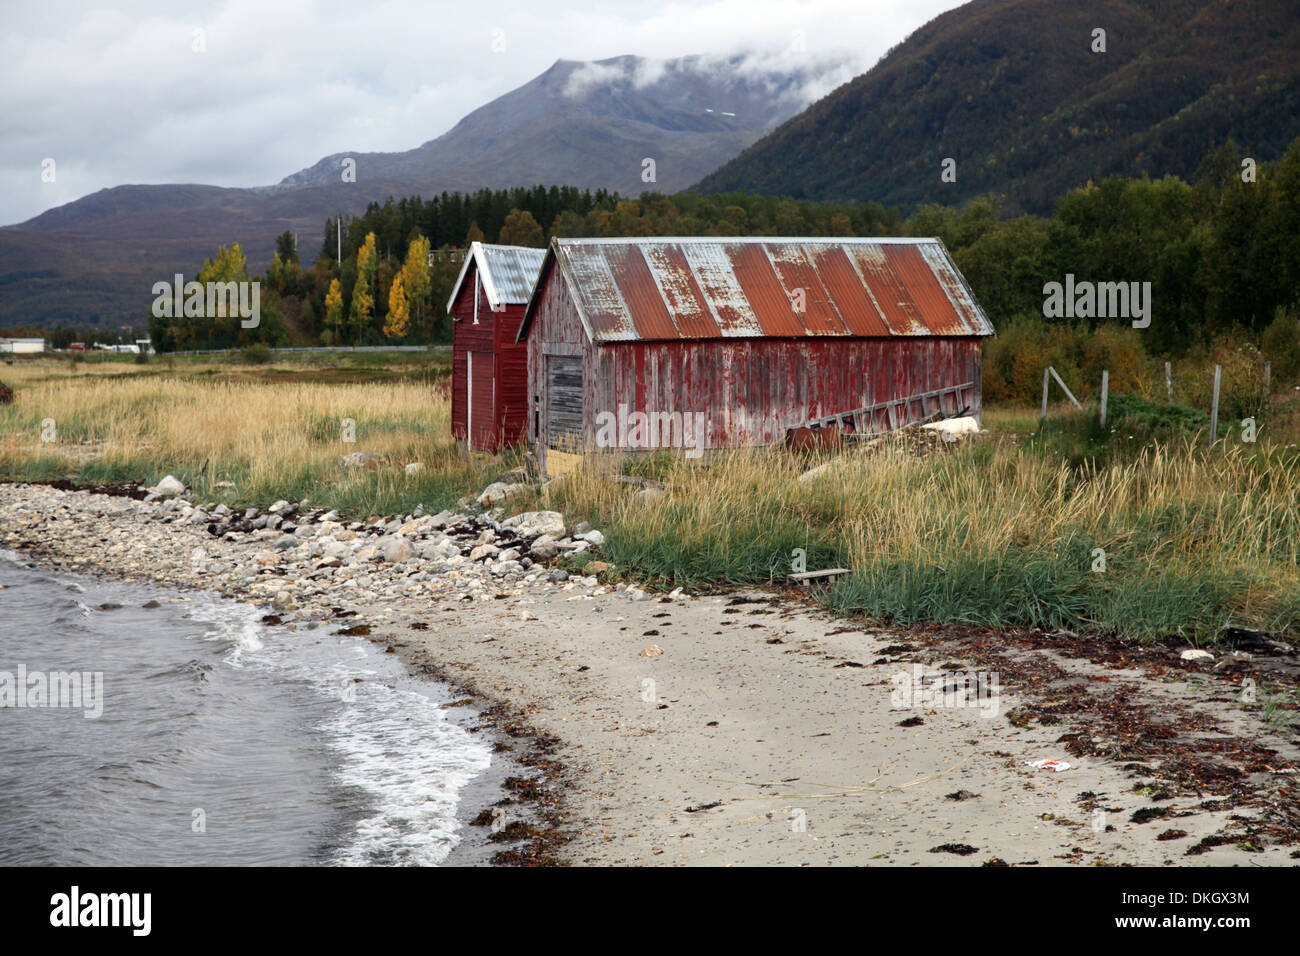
[792,381,975,440]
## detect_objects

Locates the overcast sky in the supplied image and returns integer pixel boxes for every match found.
[1,0,965,226]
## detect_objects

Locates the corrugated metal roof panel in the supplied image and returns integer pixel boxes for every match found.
[847,243,927,335]
[729,243,807,337]
[641,243,723,339]
[446,242,547,313]
[765,243,848,335]
[480,243,547,305]
[809,245,893,336]
[675,243,763,336]
[523,237,994,343]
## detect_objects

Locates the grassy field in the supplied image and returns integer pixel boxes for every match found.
[3,351,1299,643]
[0,350,482,516]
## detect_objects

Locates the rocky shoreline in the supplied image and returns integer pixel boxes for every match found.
[4,479,1299,867]
[0,477,617,865]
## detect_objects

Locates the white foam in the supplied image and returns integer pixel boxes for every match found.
[187,599,493,866]
[192,600,265,666]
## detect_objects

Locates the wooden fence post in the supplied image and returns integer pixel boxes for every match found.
[1165,361,1173,403]
[1048,366,1083,410]
[1041,367,1050,424]
[1100,370,1109,428]
[1209,364,1221,445]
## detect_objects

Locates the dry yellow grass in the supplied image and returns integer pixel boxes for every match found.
[4,357,1298,637]
[0,358,480,513]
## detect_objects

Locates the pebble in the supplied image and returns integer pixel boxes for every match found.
[0,485,654,629]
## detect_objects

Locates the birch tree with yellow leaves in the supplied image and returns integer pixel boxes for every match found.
[383,272,409,340]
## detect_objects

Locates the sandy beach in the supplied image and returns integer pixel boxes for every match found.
[3,480,1297,866]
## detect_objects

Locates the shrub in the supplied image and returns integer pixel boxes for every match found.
[1080,325,1150,399]
[1107,393,1207,431]
[241,344,272,364]
[1261,306,1300,386]
[983,314,1150,405]
[1177,337,1267,420]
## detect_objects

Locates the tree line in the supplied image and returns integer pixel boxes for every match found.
[144,136,1299,358]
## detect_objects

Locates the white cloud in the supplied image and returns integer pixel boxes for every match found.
[0,0,963,225]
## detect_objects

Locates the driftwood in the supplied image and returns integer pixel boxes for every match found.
[609,474,672,491]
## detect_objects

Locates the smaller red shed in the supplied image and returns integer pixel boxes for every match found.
[448,242,547,452]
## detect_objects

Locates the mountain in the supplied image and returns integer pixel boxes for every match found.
[274,54,835,197]
[0,53,843,330]
[696,0,1300,214]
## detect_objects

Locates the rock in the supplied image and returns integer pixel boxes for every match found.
[268,499,291,514]
[577,529,605,547]
[320,539,351,562]
[150,475,185,498]
[574,521,593,535]
[469,543,500,562]
[1180,649,1214,662]
[501,510,566,539]
[797,459,843,483]
[405,462,424,477]
[379,535,414,563]
[341,452,387,469]
[274,535,297,551]
[355,546,383,562]
[428,510,457,529]
[586,560,609,574]
[640,644,664,657]
[499,548,521,563]
[633,487,665,505]
[478,482,529,506]
[214,481,236,490]
[530,535,559,560]
[547,569,569,583]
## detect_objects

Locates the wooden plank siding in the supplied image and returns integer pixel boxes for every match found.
[450,262,529,452]
[525,263,980,455]
[520,238,991,471]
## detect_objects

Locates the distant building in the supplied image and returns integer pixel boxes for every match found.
[516,237,995,471]
[447,242,547,452]
[0,337,46,354]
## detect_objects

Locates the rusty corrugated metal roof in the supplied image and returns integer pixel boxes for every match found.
[446,242,547,313]
[519,237,994,343]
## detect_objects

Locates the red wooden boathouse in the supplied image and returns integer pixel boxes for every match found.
[448,242,547,452]
[515,237,995,470]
